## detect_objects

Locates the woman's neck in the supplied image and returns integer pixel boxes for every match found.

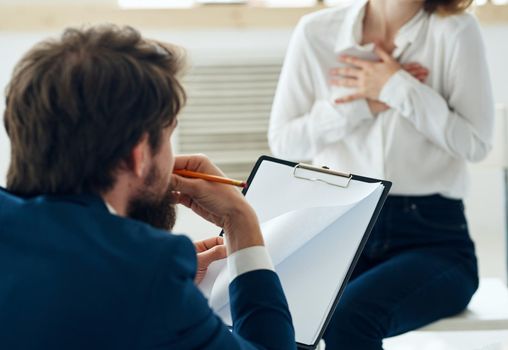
[363,0,424,47]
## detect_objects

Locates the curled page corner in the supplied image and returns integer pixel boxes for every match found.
[261,203,355,267]
[208,200,366,314]
[201,172,384,322]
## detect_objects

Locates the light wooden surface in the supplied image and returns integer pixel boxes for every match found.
[0,3,506,31]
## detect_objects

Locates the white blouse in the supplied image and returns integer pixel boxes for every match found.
[268,0,494,199]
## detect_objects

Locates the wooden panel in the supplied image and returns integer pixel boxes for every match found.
[0,3,505,31]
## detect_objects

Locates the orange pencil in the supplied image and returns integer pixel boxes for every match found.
[174,169,247,188]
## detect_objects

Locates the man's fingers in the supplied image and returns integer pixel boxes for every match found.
[177,193,224,227]
[196,236,225,252]
[173,154,225,177]
[170,174,206,197]
[175,192,192,207]
[173,154,207,173]
[194,244,226,285]
[198,245,227,267]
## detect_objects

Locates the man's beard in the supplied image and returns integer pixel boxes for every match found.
[126,165,177,231]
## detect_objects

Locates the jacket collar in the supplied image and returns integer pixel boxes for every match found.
[40,193,110,214]
[0,187,110,213]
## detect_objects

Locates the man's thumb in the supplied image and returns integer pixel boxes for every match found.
[199,245,227,267]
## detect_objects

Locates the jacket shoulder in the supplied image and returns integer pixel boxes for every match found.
[116,216,198,277]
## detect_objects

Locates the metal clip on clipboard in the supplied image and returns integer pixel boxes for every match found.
[293,163,352,188]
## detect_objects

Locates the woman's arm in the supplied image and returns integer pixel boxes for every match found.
[378,17,495,162]
[268,20,373,161]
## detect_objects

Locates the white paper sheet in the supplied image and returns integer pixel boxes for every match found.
[198,159,386,345]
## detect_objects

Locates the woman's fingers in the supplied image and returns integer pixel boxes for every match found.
[330,66,361,78]
[402,62,429,82]
[338,55,371,69]
[330,78,359,88]
[335,93,364,104]
[374,45,395,63]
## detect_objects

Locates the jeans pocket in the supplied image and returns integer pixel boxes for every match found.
[408,201,468,232]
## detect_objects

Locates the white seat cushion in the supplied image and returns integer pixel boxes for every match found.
[419,278,508,331]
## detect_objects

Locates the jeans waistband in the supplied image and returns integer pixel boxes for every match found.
[385,194,464,211]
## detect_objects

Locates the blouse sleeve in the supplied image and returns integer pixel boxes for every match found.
[378,16,495,162]
[268,19,374,161]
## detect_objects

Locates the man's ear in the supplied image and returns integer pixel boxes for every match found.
[130,133,150,178]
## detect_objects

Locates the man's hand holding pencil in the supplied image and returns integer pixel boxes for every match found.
[171,154,264,255]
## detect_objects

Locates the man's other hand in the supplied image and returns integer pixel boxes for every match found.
[194,236,227,284]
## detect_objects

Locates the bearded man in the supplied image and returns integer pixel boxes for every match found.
[0,25,295,350]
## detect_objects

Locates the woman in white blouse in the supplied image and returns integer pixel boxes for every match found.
[269,0,494,348]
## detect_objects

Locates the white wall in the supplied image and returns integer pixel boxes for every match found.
[0,24,507,281]
[483,25,508,109]
[0,28,291,185]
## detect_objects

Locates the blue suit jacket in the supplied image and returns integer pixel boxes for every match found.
[0,188,295,349]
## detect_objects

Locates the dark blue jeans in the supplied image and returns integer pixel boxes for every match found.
[322,195,479,350]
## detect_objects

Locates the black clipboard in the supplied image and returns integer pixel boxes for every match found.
[240,156,391,349]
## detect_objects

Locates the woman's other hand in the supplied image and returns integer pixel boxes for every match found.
[331,49,429,115]
[330,46,429,102]
[331,46,401,102]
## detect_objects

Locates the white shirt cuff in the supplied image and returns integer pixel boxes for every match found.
[227,246,274,282]
[379,69,415,115]
[310,99,372,144]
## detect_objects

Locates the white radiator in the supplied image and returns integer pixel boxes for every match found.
[177,62,282,179]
